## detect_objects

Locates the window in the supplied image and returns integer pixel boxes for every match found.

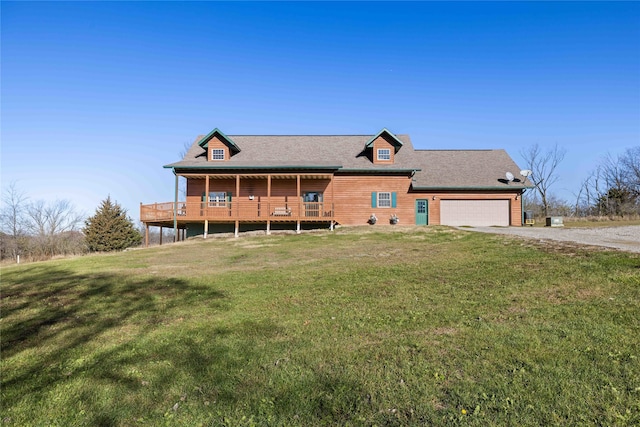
[209,192,227,207]
[377,148,391,161]
[303,192,323,203]
[371,191,397,208]
[211,149,225,160]
[378,192,391,207]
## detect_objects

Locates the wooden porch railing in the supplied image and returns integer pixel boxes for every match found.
[141,201,334,222]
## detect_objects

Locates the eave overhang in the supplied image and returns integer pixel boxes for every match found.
[196,128,241,153]
[338,168,421,174]
[164,164,343,171]
[411,185,533,191]
[364,128,404,153]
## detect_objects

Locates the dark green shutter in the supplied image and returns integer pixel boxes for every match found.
[371,192,377,208]
[391,192,397,208]
[228,193,232,203]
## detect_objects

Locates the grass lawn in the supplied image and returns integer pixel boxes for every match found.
[2,226,639,426]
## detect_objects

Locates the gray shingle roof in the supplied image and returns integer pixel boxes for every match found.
[410,149,531,189]
[165,132,531,189]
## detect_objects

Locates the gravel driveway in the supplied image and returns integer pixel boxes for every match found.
[463,225,640,253]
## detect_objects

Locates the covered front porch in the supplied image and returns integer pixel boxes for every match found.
[140,172,337,246]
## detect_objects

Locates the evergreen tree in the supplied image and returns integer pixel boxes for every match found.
[84,197,142,252]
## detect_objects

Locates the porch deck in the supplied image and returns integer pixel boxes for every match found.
[140,201,335,225]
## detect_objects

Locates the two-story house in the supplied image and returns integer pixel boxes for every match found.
[140,128,531,245]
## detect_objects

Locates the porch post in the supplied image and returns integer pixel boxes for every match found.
[266,174,272,235]
[173,172,178,242]
[296,174,301,234]
[235,174,240,230]
[235,175,240,207]
[331,174,335,219]
[204,175,210,239]
[235,221,239,238]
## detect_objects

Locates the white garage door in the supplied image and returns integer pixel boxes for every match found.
[440,200,510,227]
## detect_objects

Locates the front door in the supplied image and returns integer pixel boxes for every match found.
[415,199,428,225]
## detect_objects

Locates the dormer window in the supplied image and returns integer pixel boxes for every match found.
[211,149,225,161]
[377,148,391,161]
[366,128,403,165]
[198,128,241,161]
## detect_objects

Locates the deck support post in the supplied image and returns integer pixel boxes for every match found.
[159,226,163,245]
[330,221,335,231]
[296,221,301,234]
[266,221,271,235]
[204,219,208,239]
[234,221,239,238]
[145,223,149,247]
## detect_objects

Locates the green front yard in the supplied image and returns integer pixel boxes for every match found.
[2,226,639,426]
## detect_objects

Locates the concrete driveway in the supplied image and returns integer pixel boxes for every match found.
[462,225,640,253]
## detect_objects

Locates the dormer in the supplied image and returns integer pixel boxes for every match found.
[197,128,241,162]
[365,128,404,164]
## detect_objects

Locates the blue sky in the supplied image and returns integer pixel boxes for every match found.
[2,1,639,219]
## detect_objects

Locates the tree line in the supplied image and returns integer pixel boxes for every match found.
[521,145,639,219]
[0,184,145,262]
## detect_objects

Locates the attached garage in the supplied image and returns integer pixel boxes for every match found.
[440,200,510,227]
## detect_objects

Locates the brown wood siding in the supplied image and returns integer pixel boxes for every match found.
[332,175,413,225]
[207,136,230,161]
[238,178,268,198]
[187,179,235,204]
[181,176,523,227]
[300,178,331,194]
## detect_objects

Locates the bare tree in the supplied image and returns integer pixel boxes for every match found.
[26,199,84,258]
[620,146,640,195]
[520,143,567,217]
[575,147,640,218]
[0,182,29,260]
[595,150,639,217]
[1,185,86,261]
[601,153,626,190]
[575,168,604,217]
